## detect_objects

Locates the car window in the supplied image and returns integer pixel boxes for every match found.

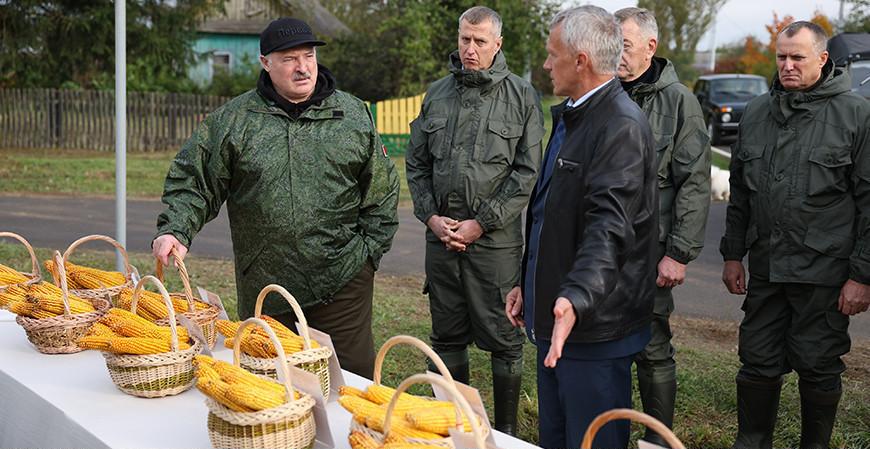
[850,61,870,99]
[710,78,768,102]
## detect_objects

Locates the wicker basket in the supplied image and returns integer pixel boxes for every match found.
[102,275,201,398]
[15,251,110,354]
[378,373,489,449]
[154,247,220,349]
[350,335,489,447]
[206,317,317,449]
[0,232,43,307]
[238,284,332,401]
[581,409,686,449]
[61,234,135,303]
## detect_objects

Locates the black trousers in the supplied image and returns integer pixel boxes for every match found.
[272,260,375,379]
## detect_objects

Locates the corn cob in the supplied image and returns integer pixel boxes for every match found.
[77,335,113,351]
[405,407,475,435]
[87,322,116,337]
[364,384,443,410]
[107,336,191,355]
[215,319,242,338]
[26,292,95,315]
[339,394,387,419]
[43,259,127,290]
[348,431,380,449]
[8,301,56,319]
[339,385,368,399]
[0,285,28,307]
[364,413,444,441]
[102,308,190,341]
[225,383,286,411]
[196,374,253,413]
[0,264,27,285]
[259,315,299,339]
[209,358,284,396]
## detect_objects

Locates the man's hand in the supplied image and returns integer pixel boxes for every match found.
[453,219,484,246]
[838,279,870,315]
[657,255,687,288]
[426,215,466,251]
[505,286,525,328]
[152,234,188,267]
[544,297,576,368]
[722,260,746,294]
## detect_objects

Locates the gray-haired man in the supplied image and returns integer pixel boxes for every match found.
[615,7,711,446]
[506,6,657,448]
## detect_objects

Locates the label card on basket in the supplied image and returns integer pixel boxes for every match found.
[197,287,229,320]
[178,315,211,356]
[288,365,335,448]
[299,324,346,403]
[638,440,669,449]
[430,373,497,446]
[449,428,501,449]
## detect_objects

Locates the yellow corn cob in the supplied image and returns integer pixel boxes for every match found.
[348,431,380,449]
[0,265,27,285]
[405,408,475,435]
[0,285,28,307]
[116,288,162,321]
[9,301,57,319]
[108,336,192,355]
[225,383,287,411]
[364,413,444,441]
[259,315,299,339]
[196,374,253,413]
[27,293,95,315]
[339,385,368,399]
[28,282,63,296]
[339,394,386,419]
[87,322,116,337]
[77,335,112,351]
[365,384,433,408]
[103,308,190,341]
[208,358,284,396]
[215,319,241,338]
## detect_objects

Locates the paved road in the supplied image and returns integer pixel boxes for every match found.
[1,193,868,339]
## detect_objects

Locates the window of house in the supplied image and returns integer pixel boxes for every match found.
[213,52,232,74]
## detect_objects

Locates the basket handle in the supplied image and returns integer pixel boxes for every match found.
[253,284,314,351]
[373,335,454,385]
[0,232,41,280]
[154,246,196,312]
[51,251,73,319]
[580,408,685,449]
[383,373,486,449]
[130,275,182,352]
[62,234,133,277]
[233,317,297,403]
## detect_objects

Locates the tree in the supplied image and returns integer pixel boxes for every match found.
[0,0,223,91]
[844,0,870,32]
[637,0,729,80]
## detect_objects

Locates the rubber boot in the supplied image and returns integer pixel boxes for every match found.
[492,356,523,436]
[799,381,841,449]
[637,361,677,447]
[732,374,783,449]
[428,348,469,385]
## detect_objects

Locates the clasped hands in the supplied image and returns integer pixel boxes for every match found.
[427,215,483,252]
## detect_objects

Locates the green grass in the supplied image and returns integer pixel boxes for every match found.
[712,150,732,170]
[0,148,412,206]
[3,241,869,448]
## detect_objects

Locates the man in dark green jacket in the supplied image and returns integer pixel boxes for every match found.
[615,8,711,446]
[721,21,870,449]
[405,6,544,435]
[152,18,400,378]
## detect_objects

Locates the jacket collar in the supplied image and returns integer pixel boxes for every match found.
[625,57,677,98]
[448,50,510,90]
[554,78,620,130]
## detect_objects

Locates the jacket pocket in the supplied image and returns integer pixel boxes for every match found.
[423,117,449,159]
[806,146,851,200]
[736,144,766,192]
[481,119,523,164]
[655,134,672,188]
[803,227,853,259]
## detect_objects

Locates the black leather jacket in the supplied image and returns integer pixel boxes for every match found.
[522,79,658,344]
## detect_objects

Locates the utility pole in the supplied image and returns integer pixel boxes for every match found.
[709,12,717,73]
[115,0,127,271]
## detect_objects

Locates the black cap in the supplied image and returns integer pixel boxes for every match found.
[260,17,326,56]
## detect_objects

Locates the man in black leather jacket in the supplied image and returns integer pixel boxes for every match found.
[505,6,657,449]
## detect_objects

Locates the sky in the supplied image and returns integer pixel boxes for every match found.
[572,0,852,50]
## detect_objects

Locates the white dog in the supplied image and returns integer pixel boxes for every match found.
[711,165,730,202]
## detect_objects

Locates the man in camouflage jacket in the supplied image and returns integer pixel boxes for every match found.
[721,22,870,449]
[615,8,711,446]
[153,18,399,377]
[405,6,543,435]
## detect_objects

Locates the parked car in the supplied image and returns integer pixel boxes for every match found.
[693,74,769,145]
[828,32,870,100]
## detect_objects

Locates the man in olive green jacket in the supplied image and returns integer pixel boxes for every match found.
[153,18,399,378]
[721,22,870,449]
[615,8,711,446]
[405,6,544,435]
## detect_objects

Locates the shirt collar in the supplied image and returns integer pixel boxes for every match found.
[566,77,615,108]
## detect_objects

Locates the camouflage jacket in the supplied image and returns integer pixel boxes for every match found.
[156,88,400,314]
[624,57,711,263]
[405,50,544,248]
[721,61,870,286]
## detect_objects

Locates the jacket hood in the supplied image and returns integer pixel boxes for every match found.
[448,50,510,88]
[770,59,851,103]
[629,56,679,96]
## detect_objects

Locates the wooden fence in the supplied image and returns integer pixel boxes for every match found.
[0,88,424,154]
[0,89,229,152]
